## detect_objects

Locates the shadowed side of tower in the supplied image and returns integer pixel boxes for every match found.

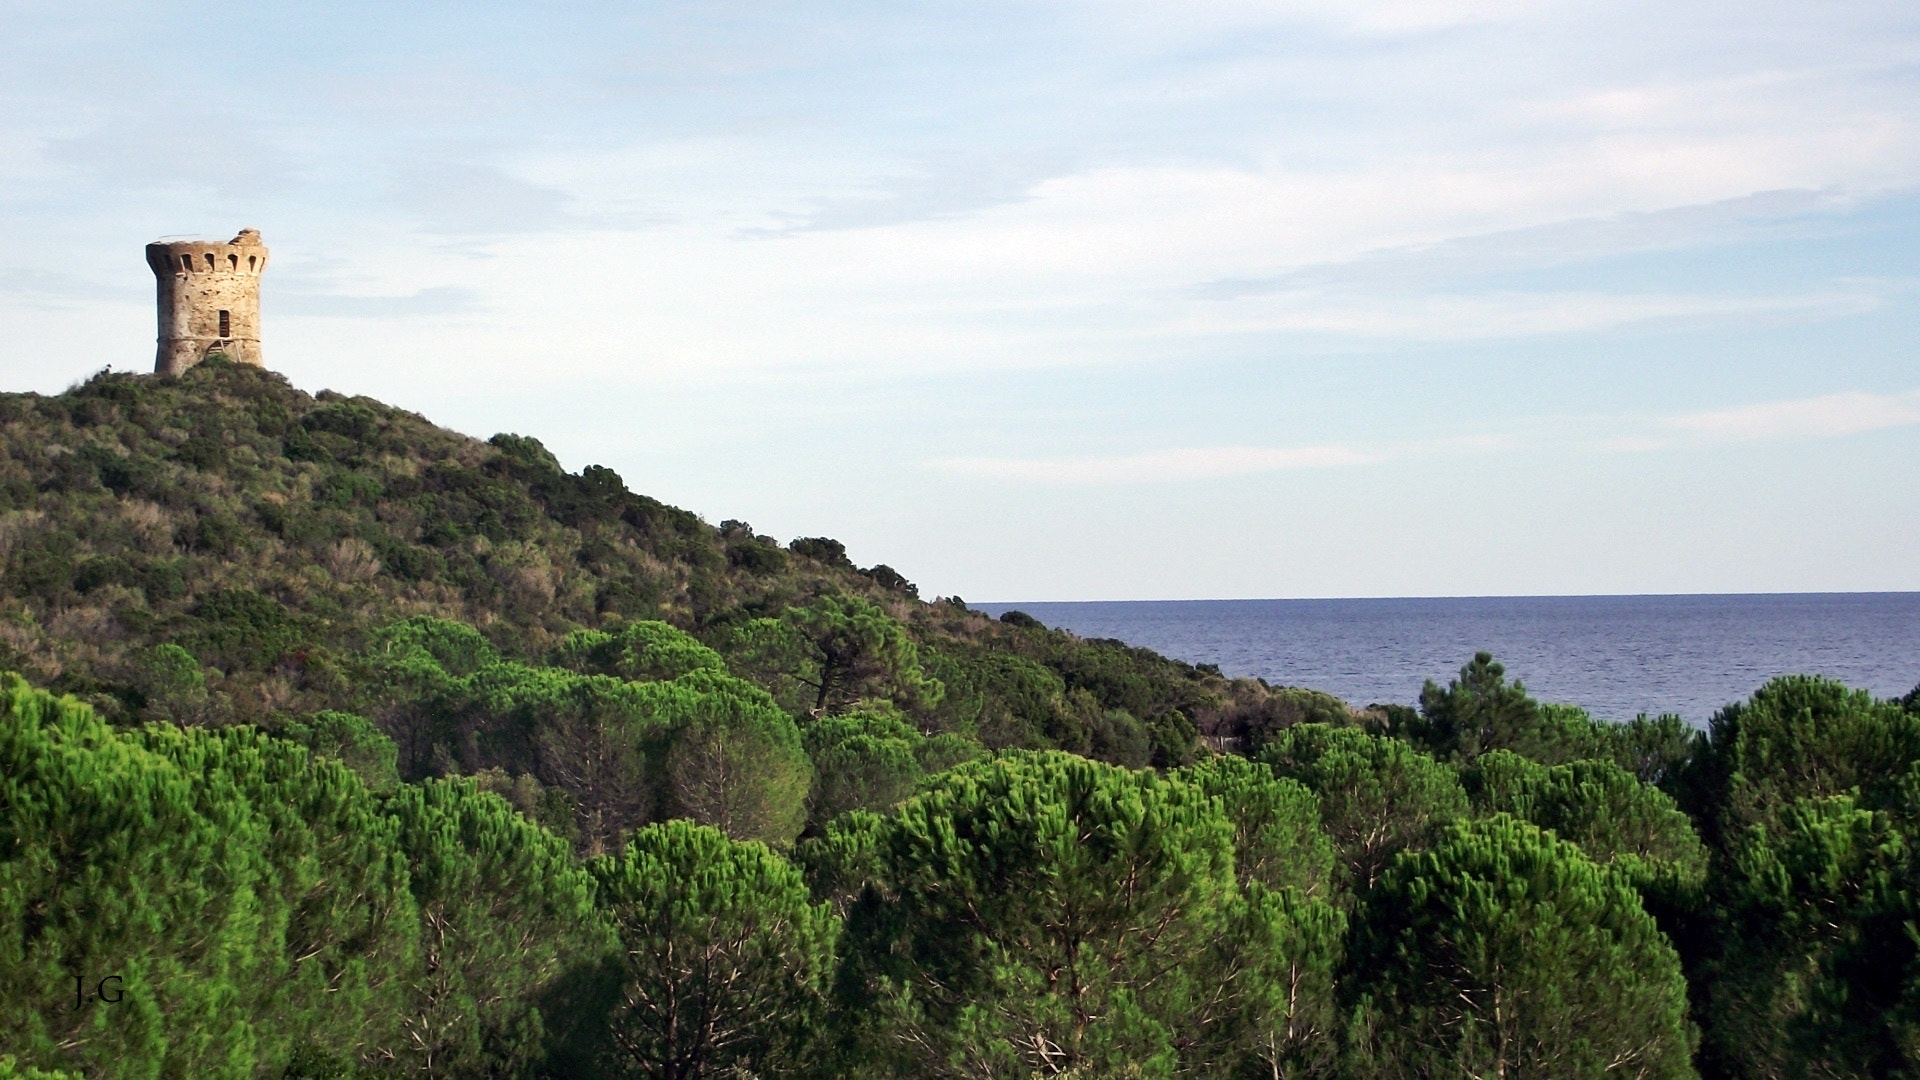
[146,229,269,375]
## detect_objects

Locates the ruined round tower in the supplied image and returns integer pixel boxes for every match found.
[145,229,269,375]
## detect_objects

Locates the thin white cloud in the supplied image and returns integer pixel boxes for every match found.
[1200,190,1858,297]
[1192,286,1888,341]
[1669,390,1920,442]
[1596,435,1671,453]
[1083,0,1539,38]
[941,392,1920,488]
[929,444,1379,484]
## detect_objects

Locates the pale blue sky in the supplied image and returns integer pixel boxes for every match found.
[3,0,1916,600]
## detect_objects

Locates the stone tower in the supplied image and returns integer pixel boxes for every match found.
[145,229,269,375]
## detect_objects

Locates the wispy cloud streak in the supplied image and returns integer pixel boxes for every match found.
[943,388,1920,488]
[930,444,1379,484]
[1668,390,1920,442]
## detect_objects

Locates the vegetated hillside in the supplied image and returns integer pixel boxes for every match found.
[0,364,1204,691]
[0,363,1303,835]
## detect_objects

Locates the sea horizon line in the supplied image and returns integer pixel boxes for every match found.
[975,589,1920,606]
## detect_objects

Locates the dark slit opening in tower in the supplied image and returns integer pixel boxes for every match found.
[218,310,230,338]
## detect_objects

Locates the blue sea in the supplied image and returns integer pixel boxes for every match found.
[974,594,1920,726]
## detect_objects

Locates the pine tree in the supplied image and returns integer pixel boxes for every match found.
[661,672,813,846]
[1174,754,1346,1075]
[1463,750,1708,897]
[1682,675,1920,844]
[801,704,928,832]
[589,820,838,1079]
[1174,753,1334,899]
[1345,814,1696,1079]
[832,751,1332,1077]
[1258,723,1468,889]
[1696,794,1920,1076]
[380,777,614,1075]
[0,674,418,1077]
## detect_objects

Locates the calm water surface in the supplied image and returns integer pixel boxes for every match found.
[974,594,1920,726]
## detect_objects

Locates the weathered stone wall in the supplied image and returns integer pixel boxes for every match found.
[146,229,268,375]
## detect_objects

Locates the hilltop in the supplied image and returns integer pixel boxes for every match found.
[0,362,1323,839]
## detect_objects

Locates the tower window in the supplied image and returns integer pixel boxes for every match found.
[229,253,238,271]
[248,255,257,271]
[180,254,193,272]
[205,253,216,271]
[218,310,230,337]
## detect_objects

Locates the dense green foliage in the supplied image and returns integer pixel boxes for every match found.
[1344,815,1696,1078]
[0,672,596,1077]
[1679,676,1920,1077]
[588,821,837,1078]
[820,751,1344,1077]
[4,366,1919,1076]
[1463,750,1709,902]
[1258,723,1469,890]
